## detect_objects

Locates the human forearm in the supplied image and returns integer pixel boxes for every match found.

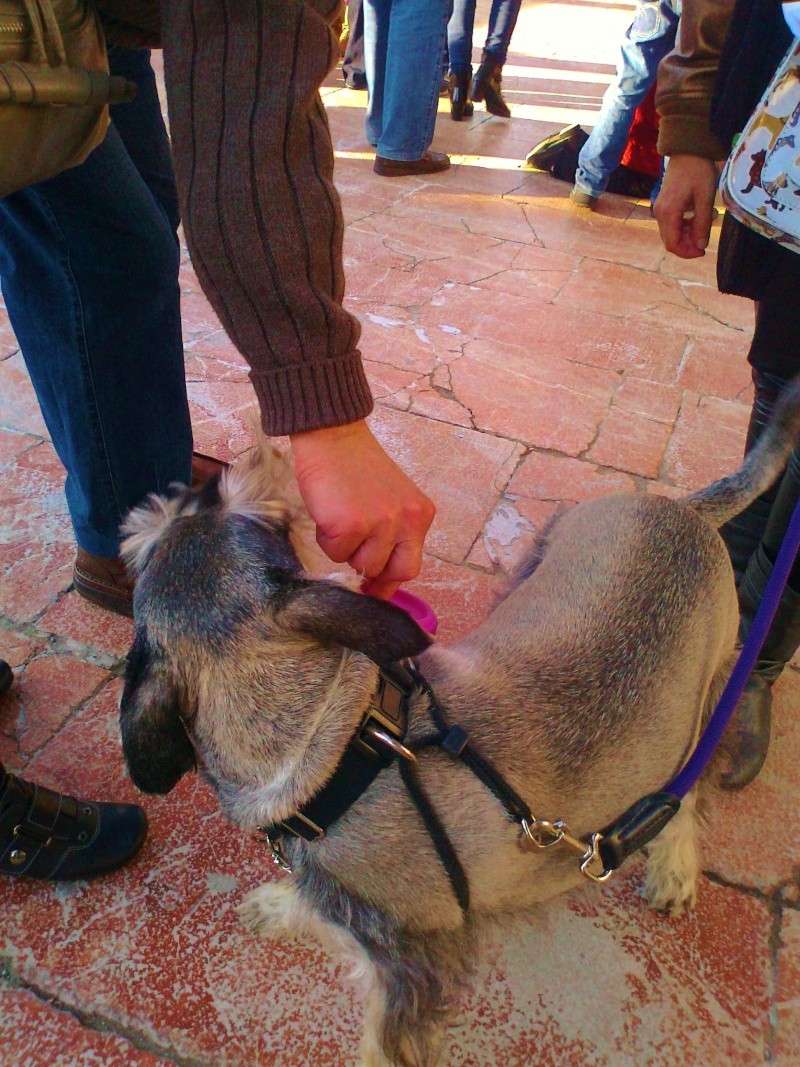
[161,0,372,436]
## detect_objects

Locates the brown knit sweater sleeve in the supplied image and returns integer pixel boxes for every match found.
[656,0,735,160]
[160,0,373,436]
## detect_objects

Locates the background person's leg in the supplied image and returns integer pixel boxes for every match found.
[482,0,523,65]
[363,0,390,147]
[374,0,451,161]
[718,267,800,789]
[447,0,477,77]
[471,0,522,119]
[0,48,191,561]
[343,0,367,89]
[574,1,678,200]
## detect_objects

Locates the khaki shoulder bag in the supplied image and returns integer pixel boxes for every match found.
[0,0,135,198]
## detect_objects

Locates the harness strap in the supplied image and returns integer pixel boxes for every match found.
[411,668,533,824]
[398,755,471,914]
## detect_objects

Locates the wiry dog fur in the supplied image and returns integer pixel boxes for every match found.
[119,384,800,1066]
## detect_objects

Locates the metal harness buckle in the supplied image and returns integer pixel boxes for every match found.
[521,818,613,883]
[257,827,293,873]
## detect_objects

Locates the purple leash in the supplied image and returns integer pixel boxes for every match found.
[667,496,800,798]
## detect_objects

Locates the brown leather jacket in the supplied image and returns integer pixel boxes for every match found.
[656,0,735,159]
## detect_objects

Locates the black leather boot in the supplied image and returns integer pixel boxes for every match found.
[448,70,474,121]
[0,772,148,879]
[471,53,511,118]
[721,452,800,790]
[0,659,12,697]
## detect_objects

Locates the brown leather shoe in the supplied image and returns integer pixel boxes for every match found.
[73,452,229,616]
[74,548,134,617]
[373,151,450,177]
[191,450,227,488]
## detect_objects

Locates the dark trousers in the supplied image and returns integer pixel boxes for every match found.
[718,217,800,588]
[0,48,192,559]
[343,0,366,85]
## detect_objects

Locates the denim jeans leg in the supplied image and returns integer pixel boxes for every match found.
[0,48,191,558]
[363,0,390,147]
[373,0,451,160]
[575,1,678,197]
[483,0,523,66]
[448,0,477,77]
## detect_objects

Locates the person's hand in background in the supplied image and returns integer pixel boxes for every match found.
[291,421,436,600]
[654,155,720,258]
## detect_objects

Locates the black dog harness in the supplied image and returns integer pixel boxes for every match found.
[260,663,680,914]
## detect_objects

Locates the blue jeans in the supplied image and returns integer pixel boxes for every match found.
[575,0,680,198]
[0,48,192,559]
[447,0,523,76]
[364,0,452,161]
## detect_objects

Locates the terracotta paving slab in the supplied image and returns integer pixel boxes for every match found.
[0,987,165,1067]
[0,0,798,1061]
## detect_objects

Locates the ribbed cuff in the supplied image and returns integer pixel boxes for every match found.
[251,354,374,436]
[657,114,730,162]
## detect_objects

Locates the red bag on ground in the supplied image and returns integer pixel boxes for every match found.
[620,83,661,179]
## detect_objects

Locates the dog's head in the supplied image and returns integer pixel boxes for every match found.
[118,443,431,797]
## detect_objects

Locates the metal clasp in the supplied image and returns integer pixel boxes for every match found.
[522,818,613,883]
[257,827,293,873]
[361,721,417,763]
[578,832,613,883]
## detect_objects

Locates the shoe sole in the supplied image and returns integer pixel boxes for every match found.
[570,192,597,210]
[73,567,133,618]
[373,161,451,178]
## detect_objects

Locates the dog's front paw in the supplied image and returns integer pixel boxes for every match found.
[238,881,302,938]
[643,867,697,917]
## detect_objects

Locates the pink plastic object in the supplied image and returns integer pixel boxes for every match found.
[389,589,439,635]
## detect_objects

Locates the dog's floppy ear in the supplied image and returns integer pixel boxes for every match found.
[119,629,196,794]
[279,581,432,666]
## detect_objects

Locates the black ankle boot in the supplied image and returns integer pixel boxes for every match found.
[471,53,511,118]
[0,659,11,697]
[448,70,474,121]
[0,773,148,879]
[721,453,800,790]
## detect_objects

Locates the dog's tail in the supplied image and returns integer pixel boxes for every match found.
[687,377,800,527]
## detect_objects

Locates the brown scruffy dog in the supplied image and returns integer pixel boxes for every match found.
[119,386,800,1067]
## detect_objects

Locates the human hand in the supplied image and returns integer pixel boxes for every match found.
[290,421,436,600]
[654,155,720,259]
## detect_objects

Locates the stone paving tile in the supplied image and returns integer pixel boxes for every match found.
[369,406,523,564]
[420,285,688,383]
[773,908,800,1065]
[448,336,616,453]
[613,377,683,424]
[0,427,39,468]
[0,652,110,758]
[509,451,637,504]
[187,380,259,463]
[0,439,75,624]
[587,407,672,478]
[663,393,751,490]
[465,496,560,575]
[676,334,754,401]
[37,593,133,662]
[0,541,74,626]
[0,353,48,438]
[0,987,166,1067]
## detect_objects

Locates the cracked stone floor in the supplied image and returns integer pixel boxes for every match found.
[1,2,799,1065]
